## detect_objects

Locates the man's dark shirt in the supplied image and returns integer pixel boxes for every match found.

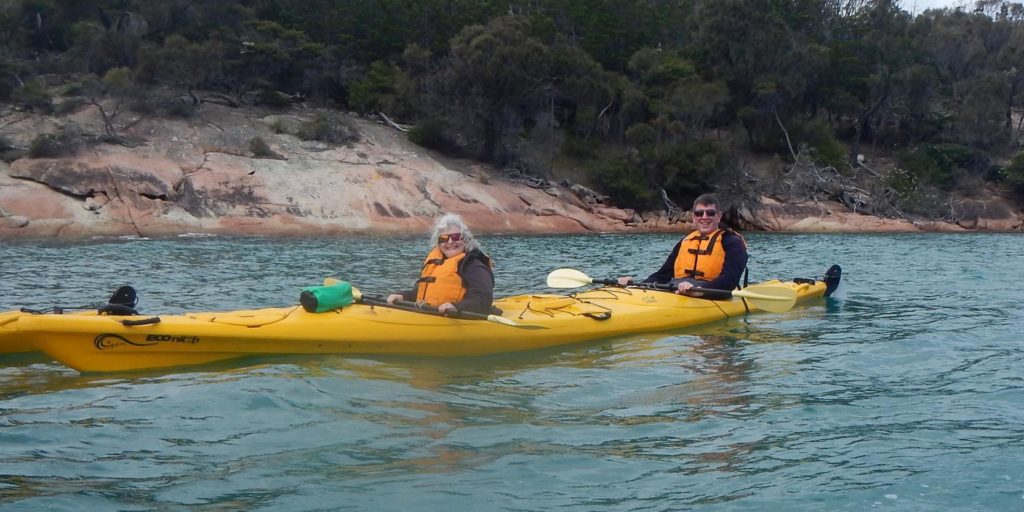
[641,231,748,290]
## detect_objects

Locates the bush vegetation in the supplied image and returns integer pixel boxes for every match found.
[297,113,358,144]
[27,128,85,158]
[248,136,281,159]
[3,0,1023,213]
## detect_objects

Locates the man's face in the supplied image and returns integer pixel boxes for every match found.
[692,203,721,235]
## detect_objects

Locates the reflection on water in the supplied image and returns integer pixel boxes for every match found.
[1,233,1023,510]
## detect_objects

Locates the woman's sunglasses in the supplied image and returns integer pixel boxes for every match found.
[693,209,718,218]
[437,232,464,244]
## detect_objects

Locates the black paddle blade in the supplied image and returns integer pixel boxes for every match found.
[109,285,138,308]
[98,303,138,316]
[299,290,319,313]
[824,265,842,297]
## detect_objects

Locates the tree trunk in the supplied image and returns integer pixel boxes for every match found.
[1006,78,1020,136]
[480,110,499,162]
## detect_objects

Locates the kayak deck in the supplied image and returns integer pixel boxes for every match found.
[7,279,830,373]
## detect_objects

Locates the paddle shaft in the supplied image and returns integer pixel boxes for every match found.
[359,294,494,322]
[563,272,738,300]
[544,268,796,313]
[629,281,735,300]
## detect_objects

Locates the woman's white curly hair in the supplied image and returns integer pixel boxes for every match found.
[429,213,480,252]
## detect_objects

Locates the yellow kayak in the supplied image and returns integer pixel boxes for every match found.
[1,285,138,357]
[0,310,32,354]
[6,275,836,373]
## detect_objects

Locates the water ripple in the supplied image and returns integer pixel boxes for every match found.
[1,233,1023,510]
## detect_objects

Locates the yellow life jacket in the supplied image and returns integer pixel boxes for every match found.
[672,229,745,281]
[415,248,491,306]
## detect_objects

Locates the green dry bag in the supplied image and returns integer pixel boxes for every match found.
[300,281,355,313]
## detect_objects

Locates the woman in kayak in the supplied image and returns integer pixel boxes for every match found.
[619,193,748,293]
[386,213,495,315]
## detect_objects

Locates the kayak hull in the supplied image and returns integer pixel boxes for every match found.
[0,310,36,354]
[9,279,828,372]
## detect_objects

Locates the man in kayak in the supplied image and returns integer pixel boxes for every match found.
[386,213,495,314]
[618,193,748,293]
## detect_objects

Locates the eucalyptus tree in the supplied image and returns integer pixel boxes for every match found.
[993,25,1024,140]
[530,0,688,72]
[548,40,622,142]
[686,0,830,152]
[820,0,916,160]
[917,8,1021,150]
[432,15,552,162]
[250,0,501,64]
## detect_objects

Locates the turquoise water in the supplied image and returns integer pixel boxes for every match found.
[0,233,1022,511]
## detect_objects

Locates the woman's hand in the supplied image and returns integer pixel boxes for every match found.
[385,294,404,305]
[616,277,634,286]
[675,281,694,294]
[437,302,458,314]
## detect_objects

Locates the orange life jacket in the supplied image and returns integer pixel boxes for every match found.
[673,229,745,282]
[415,248,491,306]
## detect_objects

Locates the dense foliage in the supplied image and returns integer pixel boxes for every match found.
[3,0,1024,216]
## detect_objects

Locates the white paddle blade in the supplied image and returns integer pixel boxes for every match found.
[546,268,595,288]
[733,285,797,313]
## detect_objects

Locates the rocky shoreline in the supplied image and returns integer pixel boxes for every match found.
[1,104,1021,239]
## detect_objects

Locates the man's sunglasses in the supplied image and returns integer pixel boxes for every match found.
[693,209,718,218]
[438,232,464,244]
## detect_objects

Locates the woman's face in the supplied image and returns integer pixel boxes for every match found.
[437,227,466,258]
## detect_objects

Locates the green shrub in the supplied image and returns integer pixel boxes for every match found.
[791,118,848,173]
[28,128,85,158]
[1002,152,1024,187]
[125,96,158,115]
[0,134,25,162]
[270,118,289,134]
[256,89,292,108]
[585,158,653,210]
[0,148,26,163]
[55,97,88,115]
[249,136,280,158]
[62,81,87,96]
[348,61,401,114]
[739,113,849,171]
[885,166,920,199]
[999,152,1024,203]
[896,143,976,191]
[560,134,597,160]
[165,99,197,118]
[298,113,358,144]
[625,123,656,147]
[408,118,459,154]
[12,78,53,113]
[659,140,725,195]
[884,165,954,218]
[102,67,134,92]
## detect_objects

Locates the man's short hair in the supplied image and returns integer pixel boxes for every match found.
[693,193,720,209]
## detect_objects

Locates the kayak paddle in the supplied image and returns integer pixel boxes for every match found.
[322,278,546,329]
[545,268,798,313]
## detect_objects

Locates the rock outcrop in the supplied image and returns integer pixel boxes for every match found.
[735,196,1021,233]
[1,102,1021,239]
[0,104,659,238]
